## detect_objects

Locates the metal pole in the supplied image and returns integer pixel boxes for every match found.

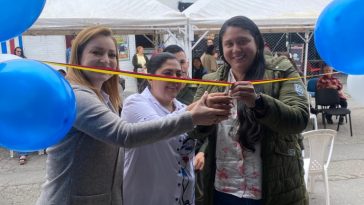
[301,31,313,85]
[184,22,193,77]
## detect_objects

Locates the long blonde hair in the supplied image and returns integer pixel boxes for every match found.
[66,26,121,113]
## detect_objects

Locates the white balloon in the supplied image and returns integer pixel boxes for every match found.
[347,75,364,105]
[0,54,21,62]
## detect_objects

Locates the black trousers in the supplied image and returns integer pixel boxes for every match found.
[214,190,262,205]
[326,98,348,120]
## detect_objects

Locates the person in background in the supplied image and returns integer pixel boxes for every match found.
[14,47,26,58]
[194,16,309,205]
[36,26,230,205]
[263,42,272,56]
[132,45,149,73]
[317,64,348,124]
[13,46,28,165]
[132,46,149,92]
[66,39,74,63]
[151,45,164,58]
[163,45,195,105]
[192,57,207,79]
[201,45,218,73]
[58,69,67,77]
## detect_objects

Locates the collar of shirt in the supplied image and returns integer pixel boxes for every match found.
[141,87,186,115]
[228,69,237,82]
[225,69,237,93]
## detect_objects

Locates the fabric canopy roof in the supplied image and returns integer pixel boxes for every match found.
[28,0,187,35]
[183,0,332,33]
[28,0,332,35]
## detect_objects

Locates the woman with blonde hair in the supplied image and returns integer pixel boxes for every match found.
[37,26,231,205]
[132,45,149,92]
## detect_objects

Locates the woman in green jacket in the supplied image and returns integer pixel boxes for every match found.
[194,16,309,205]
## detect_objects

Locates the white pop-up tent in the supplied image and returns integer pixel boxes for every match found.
[183,0,332,81]
[28,0,187,35]
[184,0,331,33]
[26,0,192,92]
[28,0,194,61]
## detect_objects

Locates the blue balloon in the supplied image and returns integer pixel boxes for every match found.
[0,0,46,42]
[0,60,76,151]
[314,0,364,75]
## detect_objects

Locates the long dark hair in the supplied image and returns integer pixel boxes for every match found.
[192,57,204,70]
[147,52,177,74]
[219,16,266,152]
[14,47,26,58]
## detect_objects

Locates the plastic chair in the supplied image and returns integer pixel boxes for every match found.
[315,88,353,136]
[302,129,337,205]
[309,113,318,130]
[308,94,318,130]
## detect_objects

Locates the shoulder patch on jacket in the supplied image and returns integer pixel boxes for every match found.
[294,83,305,96]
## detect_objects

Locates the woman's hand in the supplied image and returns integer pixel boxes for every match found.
[206,92,233,110]
[190,91,231,125]
[194,152,205,171]
[230,81,257,108]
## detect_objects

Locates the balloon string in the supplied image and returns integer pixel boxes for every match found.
[43,61,339,87]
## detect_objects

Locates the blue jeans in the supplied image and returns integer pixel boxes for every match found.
[214,190,262,205]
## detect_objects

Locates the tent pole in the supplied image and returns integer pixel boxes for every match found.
[298,31,313,85]
[184,22,193,77]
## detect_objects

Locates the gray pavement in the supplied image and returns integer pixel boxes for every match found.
[1,77,364,205]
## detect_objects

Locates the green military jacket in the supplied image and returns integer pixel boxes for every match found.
[193,55,309,205]
[177,85,196,105]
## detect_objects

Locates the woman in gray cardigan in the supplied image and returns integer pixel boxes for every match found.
[36,26,231,205]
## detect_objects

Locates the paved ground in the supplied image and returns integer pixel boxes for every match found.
[1,76,364,205]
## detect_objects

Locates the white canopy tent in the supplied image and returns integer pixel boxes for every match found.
[28,0,193,61]
[26,0,192,92]
[26,0,333,80]
[28,0,187,35]
[184,0,331,33]
[183,0,332,82]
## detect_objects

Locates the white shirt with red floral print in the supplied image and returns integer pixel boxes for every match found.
[214,70,262,200]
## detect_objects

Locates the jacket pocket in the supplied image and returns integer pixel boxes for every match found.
[70,193,111,205]
[274,138,302,158]
[274,140,305,181]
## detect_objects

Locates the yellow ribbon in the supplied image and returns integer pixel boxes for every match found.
[44,61,337,87]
